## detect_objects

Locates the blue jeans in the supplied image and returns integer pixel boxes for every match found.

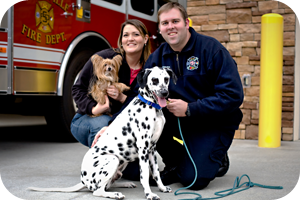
[70,113,112,147]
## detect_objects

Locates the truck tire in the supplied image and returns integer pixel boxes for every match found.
[45,49,94,141]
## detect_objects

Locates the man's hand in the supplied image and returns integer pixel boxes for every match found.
[166,98,188,117]
[91,126,108,148]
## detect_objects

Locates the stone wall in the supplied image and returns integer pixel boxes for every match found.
[187,0,296,140]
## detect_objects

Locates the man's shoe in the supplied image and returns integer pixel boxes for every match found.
[216,153,229,177]
[150,166,179,186]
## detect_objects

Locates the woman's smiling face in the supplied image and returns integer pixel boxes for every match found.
[121,24,148,55]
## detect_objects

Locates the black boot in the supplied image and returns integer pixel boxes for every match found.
[216,153,229,177]
[150,166,179,186]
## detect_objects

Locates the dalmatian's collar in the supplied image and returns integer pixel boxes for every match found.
[138,94,162,110]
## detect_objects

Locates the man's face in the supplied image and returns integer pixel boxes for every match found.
[158,8,190,52]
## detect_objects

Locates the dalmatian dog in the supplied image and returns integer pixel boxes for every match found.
[28,67,177,200]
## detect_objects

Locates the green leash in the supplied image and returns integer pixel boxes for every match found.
[175,118,283,200]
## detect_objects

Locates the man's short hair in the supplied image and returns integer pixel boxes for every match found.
[157,2,188,25]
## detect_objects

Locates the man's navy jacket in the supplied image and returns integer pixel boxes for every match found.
[144,27,244,131]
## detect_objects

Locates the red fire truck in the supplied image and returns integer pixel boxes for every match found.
[0,0,187,139]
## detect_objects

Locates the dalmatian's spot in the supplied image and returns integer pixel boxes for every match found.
[127,139,133,146]
[93,161,99,167]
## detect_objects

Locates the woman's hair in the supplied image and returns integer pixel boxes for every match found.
[157,2,188,25]
[116,19,151,66]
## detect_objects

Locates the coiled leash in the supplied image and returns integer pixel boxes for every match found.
[174,118,283,200]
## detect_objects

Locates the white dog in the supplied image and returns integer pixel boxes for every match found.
[29,67,177,200]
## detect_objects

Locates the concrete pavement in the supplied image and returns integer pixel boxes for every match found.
[0,139,300,200]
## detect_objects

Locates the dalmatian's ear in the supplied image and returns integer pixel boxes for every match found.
[137,68,152,89]
[165,68,177,85]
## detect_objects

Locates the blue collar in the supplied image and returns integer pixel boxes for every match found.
[138,94,161,110]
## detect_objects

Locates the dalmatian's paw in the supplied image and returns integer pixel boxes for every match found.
[159,186,172,193]
[93,190,125,199]
[115,182,136,188]
[146,192,160,200]
[113,192,125,199]
[112,181,137,188]
[121,182,137,188]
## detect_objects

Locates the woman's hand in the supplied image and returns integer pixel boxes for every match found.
[92,95,110,116]
[107,85,127,103]
[91,126,108,148]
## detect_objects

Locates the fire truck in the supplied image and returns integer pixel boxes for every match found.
[0,0,187,140]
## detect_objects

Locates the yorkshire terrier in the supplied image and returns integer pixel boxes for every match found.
[89,54,130,116]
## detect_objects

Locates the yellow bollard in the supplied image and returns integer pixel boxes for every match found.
[258,14,283,148]
[188,17,193,27]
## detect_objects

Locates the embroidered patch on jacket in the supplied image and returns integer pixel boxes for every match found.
[186,56,199,70]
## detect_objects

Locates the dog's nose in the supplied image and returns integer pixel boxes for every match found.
[108,67,112,71]
[161,89,169,97]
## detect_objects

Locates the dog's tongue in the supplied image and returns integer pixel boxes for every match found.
[157,97,167,108]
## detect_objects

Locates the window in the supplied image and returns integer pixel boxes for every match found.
[131,0,154,16]
[102,0,123,6]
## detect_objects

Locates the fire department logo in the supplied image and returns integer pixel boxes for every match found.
[35,1,54,33]
[186,56,199,70]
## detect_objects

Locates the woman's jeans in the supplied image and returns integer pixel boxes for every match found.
[70,113,111,147]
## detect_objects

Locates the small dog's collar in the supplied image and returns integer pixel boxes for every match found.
[138,94,161,110]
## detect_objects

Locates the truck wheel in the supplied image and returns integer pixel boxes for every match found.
[45,49,94,141]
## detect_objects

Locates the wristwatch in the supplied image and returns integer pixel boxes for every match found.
[185,104,191,117]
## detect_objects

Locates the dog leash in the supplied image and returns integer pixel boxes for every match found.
[174,117,283,200]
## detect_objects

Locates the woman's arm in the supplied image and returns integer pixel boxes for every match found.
[72,49,119,115]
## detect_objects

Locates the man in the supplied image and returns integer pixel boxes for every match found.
[144,2,244,190]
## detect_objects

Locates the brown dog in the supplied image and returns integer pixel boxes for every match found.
[89,54,130,116]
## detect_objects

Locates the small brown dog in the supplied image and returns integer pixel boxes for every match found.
[89,54,130,116]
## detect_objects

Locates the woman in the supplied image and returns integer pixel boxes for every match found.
[71,19,151,148]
